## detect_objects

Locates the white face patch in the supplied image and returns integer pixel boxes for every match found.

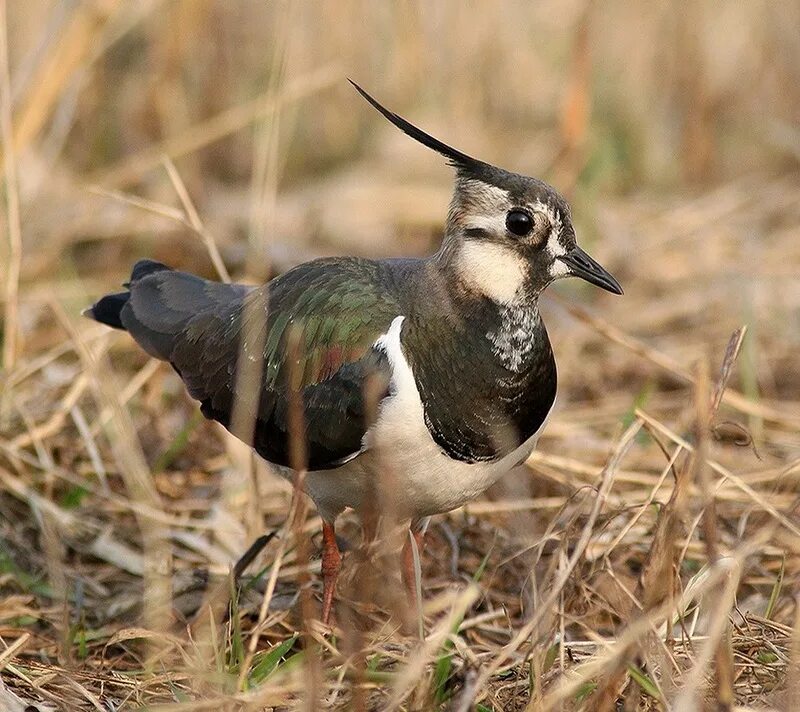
[457,241,527,304]
[545,233,568,259]
[548,258,571,278]
[528,200,571,280]
[528,199,566,259]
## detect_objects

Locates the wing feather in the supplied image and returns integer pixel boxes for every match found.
[125,258,399,469]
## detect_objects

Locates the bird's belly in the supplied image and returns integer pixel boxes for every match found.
[296,410,544,521]
[366,416,543,518]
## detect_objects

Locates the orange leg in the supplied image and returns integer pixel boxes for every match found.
[401,525,427,608]
[320,521,342,625]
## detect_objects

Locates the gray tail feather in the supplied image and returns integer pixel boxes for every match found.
[83,260,172,331]
[86,258,250,363]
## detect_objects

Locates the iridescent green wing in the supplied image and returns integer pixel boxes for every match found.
[168,257,401,469]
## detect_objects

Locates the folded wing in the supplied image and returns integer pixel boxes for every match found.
[102,258,399,469]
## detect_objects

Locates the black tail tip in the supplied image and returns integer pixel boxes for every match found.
[84,292,129,330]
[85,260,169,329]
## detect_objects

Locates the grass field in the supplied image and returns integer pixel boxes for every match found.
[1,2,799,710]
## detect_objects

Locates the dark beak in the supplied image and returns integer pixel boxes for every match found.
[558,245,623,295]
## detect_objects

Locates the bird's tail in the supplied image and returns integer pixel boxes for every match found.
[84,260,172,331]
[83,259,180,357]
[84,259,252,363]
[83,291,129,329]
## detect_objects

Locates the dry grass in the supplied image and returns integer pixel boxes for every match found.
[1,2,799,710]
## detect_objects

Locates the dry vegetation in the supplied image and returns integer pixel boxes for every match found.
[1,1,799,710]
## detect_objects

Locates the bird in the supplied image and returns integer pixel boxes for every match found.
[84,80,622,625]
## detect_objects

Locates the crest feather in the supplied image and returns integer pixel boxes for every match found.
[349,79,494,179]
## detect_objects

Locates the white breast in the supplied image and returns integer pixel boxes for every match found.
[302,315,553,521]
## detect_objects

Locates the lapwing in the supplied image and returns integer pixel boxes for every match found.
[85,81,622,624]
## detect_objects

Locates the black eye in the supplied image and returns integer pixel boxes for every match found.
[505,210,533,236]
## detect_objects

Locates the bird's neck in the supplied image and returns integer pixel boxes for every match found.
[403,260,555,462]
[485,298,543,373]
[433,232,536,307]
[420,249,547,377]
[431,236,538,324]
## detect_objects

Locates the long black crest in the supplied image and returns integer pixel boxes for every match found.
[349,79,495,179]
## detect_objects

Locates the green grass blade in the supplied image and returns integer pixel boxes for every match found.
[249,634,300,685]
[764,556,784,620]
[627,664,661,700]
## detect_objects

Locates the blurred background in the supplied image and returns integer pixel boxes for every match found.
[2,1,800,709]
[3,0,800,396]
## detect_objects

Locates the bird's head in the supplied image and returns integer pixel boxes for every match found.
[351,81,623,304]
